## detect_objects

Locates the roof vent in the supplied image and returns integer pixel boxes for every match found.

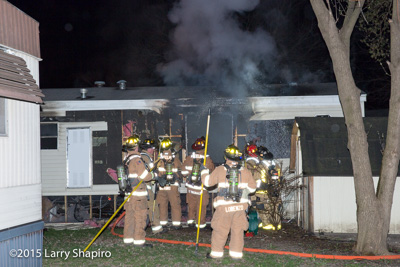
[94,81,105,87]
[117,80,127,90]
[80,88,88,99]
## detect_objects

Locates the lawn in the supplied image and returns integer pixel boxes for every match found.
[42,225,400,267]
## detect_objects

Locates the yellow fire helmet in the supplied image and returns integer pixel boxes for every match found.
[124,134,140,150]
[160,138,173,151]
[140,138,158,150]
[224,144,243,161]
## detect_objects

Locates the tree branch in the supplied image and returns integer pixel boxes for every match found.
[340,0,366,42]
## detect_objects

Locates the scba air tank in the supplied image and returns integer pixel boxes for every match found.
[228,167,239,197]
[117,165,127,191]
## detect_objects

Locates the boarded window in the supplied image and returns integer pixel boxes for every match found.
[41,123,58,149]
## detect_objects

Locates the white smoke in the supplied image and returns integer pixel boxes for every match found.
[158,0,277,97]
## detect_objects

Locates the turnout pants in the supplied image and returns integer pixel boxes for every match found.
[186,189,209,227]
[156,186,182,226]
[147,188,162,232]
[210,206,249,259]
[123,196,148,245]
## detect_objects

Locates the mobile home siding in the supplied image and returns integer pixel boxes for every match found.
[312,176,400,234]
[0,99,40,188]
[0,1,41,58]
[0,184,41,229]
[14,51,40,83]
[41,121,109,196]
[0,221,43,267]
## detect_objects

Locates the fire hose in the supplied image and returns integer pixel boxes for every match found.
[83,180,143,252]
[108,217,400,260]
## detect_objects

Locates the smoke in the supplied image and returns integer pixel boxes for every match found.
[157,0,277,97]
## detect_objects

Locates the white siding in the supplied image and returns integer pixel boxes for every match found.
[312,176,400,234]
[41,121,113,195]
[0,49,41,229]
[14,51,40,85]
[0,99,40,188]
[249,95,366,120]
[0,184,42,230]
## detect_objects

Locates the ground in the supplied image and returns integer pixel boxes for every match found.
[43,221,400,266]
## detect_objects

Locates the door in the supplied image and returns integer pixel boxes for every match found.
[67,128,92,188]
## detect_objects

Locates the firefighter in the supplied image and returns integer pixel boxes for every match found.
[243,143,262,236]
[201,144,256,259]
[139,138,166,234]
[255,145,282,231]
[120,135,154,247]
[181,137,215,229]
[244,143,262,188]
[155,138,183,229]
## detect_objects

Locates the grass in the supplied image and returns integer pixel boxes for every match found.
[43,227,399,267]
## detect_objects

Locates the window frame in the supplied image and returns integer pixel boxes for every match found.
[40,122,58,150]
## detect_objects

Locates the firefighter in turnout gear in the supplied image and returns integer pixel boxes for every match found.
[139,138,165,234]
[201,144,256,259]
[155,138,183,229]
[245,144,282,231]
[181,137,215,229]
[120,135,154,247]
[243,143,261,236]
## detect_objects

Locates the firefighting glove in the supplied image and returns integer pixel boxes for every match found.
[241,188,251,200]
[157,176,167,187]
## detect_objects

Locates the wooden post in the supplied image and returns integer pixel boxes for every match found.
[114,195,117,212]
[64,196,67,223]
[234,126,247,147]
[89,195,92,219]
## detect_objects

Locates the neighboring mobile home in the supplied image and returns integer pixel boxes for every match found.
[291,117,400,234]
[0,1,43,266]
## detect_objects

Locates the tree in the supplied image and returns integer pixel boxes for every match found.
[310,0,400,255]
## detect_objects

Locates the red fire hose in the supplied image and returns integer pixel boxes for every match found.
[109,212,400,260]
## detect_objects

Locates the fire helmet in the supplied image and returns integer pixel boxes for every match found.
[224,144,243,161]
[191,136,205,150]
[258,146,274,160]
[124,135,140,151]
[160,138,173,151]
[245,143,258,157]
[140,138,158,150]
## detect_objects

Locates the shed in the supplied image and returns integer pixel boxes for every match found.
[0,1,43,266]
[291,117,400,234]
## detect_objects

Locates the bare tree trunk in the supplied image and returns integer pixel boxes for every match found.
[310,0,393,255]
[375,0,400,254]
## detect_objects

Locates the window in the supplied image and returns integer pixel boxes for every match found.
[0,98,6,136]
[41,123,58,149]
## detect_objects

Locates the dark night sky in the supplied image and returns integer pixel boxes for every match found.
[7,0,390,111]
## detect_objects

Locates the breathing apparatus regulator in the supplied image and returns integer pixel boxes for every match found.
[157,160,177,187]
